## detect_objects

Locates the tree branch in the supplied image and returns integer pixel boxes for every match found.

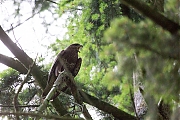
[0,26,68,116]
[0,105,39,108]
[0,54,27,73]
[0,26,38,73]
[79,90,137,120]
[0,112,82,120]
[120,0,180,34]
[5,11,41,33]
[14,60,35,120]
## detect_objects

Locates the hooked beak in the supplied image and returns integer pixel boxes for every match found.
[78,45,83,53]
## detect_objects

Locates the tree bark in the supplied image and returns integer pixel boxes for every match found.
[0,54,27,73]
[120,4,131,18]
[79,90,137,120]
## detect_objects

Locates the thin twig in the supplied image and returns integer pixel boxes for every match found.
[13,57,37,120]
[0,105,39,108]
[0,112,83,120]
[11,24,23,50]
[5,11,41,32]
[46,0,58,5]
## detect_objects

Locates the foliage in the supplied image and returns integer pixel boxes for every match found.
[55,0,180,118]
[0,68,20,89]
[55,0,144,117]
[105,17,180,102]
[0,68,39,114]
[0,0,180,119]
[0,69,19,111]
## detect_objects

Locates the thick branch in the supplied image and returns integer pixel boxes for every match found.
[0,26,30,67]
[0,26,68,116]
[79,90,137,120]
[120,0,180,34]
[0,54,27,73]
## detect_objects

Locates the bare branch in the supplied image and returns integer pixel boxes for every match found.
[0,54,27,73]
[13,58,36,120]
[79,90,137,120]
[46,0,58,5]
[0,105,39,108]
[5,11,41,33]
[11,24,23,50]
[0,112,83,120]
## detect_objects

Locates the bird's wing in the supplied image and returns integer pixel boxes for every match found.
[42,50,65,98]
[72,58,82,76]
[47,50,65,84]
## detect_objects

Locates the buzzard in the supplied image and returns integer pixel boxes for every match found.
[42,43,83,99]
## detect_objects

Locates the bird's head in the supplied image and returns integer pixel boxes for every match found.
[69,43,83,53]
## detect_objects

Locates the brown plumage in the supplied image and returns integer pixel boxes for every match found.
[42,43,83,99]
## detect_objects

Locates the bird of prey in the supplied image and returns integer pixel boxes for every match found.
[42,43,83,99]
